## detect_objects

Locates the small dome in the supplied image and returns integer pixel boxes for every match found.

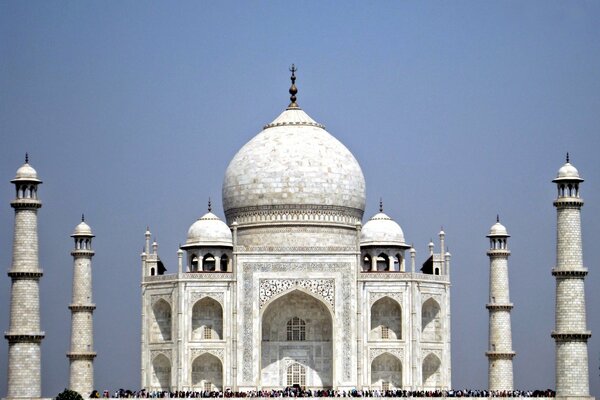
[488,221,509,237]
[361,212,408,247]
[185,212,232,247]
[554,161,583,182]
[13,162,41,183]
[72,221,94,237]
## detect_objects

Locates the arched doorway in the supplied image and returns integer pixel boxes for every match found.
[371,353,402,390]
[151,299,172,342]
[422,353,441,389]
[192,297,223,340]
[191,353,223,392]
[370,297,401,340]
[261,290,332,389]
[421,298,441,342]
[151,354,171,391]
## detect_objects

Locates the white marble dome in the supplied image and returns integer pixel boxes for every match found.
[488,221,509,237]
[13,162,41,182]
[361,212,407,247]
[222,108,366,216]
[185,211,232,247]
[72,220,94,237]
[554,161,583,182]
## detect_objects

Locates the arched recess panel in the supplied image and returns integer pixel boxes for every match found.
[422,353,441,389]
[151,299,172,342]
[192,297,223,340]
[191,353,223,392]
[421,298,441,342]
[370,297,401,340]
[261,290,332,389]
[151,354,171,391]
[371,353,402,389]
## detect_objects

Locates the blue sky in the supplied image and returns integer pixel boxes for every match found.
[1,1,600,396]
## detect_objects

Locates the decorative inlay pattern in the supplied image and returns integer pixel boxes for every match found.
[150,294,172,306]
[369,292,403,307]
[421,349,442,360]
[150,349,172,361]
[369,348,404,362]
[190,348,224,362]
[190,292,224,307]
[238,246,356,253]
[242,262,353,382]
[259,279,334,309]
[225,204,363,226]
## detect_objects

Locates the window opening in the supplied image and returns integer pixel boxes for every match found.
[286,317,306,341]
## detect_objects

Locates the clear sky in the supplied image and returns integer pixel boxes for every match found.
[1,1,600,397]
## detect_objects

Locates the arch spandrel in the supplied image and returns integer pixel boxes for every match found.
[258,278,335,315]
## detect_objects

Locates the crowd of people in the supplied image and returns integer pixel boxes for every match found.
[89,388,556,399]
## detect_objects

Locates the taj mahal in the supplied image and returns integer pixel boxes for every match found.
[2,69,593,399]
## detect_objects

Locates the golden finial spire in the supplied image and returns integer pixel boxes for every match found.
[288,64,299,109]
[208,197,212,212]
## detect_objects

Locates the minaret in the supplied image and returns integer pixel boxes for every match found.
[5,155,45,399]
[67,215,96,396]
[551,155,591,398]
[486,216,515,391]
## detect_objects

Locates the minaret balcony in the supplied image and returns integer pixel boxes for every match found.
[67,352,97,360]
[486,303,513,311]
[4,332,45,343]
[10,198,42,209]
[7,270,43,279]
[551,331,592,341]
[485,351,515,360]
[69,304,96,311]
[552,268,588,277]
[70,249,95,257]
[553,198,584,208]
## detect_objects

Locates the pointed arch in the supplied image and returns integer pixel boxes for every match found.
[422,353,441,389]
[371,352,402,390]
[192,297,223,340]
[261,289,332,388]
[421,298,441,342]
[362,254,372,272]
[151,299,172,342]
[376,253,390,271]
[151,354,171,391]
[203,253,216,271]
[370,296,402,340]
[191,353,223,392]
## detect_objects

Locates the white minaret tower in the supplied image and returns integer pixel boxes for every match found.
[67,215,96,396]
[486,216,515,391]
[551,154,592,398]
[5,154,45,399]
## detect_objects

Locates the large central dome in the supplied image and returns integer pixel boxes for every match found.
[222,107,366,225]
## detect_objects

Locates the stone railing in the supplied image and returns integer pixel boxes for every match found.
[359,271,450,283]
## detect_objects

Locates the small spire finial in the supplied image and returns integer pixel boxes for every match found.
[379,197,383,212]
[208,197,212,212]
[288,64,299,109]
[81,214,85,222]
[25,153,29,163]
[566,152,570,163]
[496,214,500,223]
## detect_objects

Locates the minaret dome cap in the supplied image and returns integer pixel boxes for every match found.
[12,161,42,183]
[487,221,509,237]
[72,220,94,237]
[553,157,583,183]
